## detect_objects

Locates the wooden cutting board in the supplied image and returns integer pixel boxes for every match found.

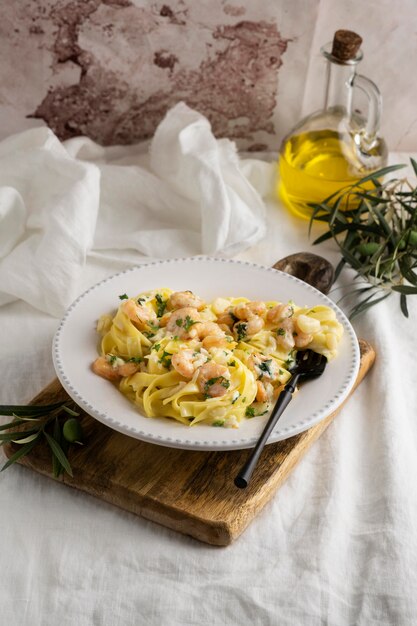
[3,339,374,546]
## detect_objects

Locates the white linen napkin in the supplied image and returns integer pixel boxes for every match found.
[0,102,272,317]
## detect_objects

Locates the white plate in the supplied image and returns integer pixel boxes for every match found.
[53,257,360,451]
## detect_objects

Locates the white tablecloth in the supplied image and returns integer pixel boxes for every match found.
[1,155,417,626]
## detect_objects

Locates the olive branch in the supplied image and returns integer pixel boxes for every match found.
[309,161,417,318]
[0,402,83,477]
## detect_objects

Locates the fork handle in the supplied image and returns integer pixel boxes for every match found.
[234,374,300,489]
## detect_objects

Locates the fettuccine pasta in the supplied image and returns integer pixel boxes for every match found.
[92,289,343,428]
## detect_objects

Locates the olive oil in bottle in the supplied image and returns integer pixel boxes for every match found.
[278,30,387,220]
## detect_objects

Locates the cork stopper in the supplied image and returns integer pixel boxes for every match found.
[331,30,362,61]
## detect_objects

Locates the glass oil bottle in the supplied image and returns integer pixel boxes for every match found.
[278,30,387,219]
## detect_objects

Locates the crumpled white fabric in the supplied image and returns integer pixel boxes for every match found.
[1,153,417,626]
[0,102,272,317]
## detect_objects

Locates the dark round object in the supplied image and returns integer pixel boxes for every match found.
[63,418,83,443]
[273,252,335,294]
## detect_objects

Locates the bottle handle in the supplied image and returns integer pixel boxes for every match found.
[352,74,382,148]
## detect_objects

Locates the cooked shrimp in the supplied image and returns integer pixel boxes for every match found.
[246,317,265,335]
[266,303,294,325]
[202,335,230,350]
[167,291,205,311]
[122,299,157,330]
[272,311,312,350]
[196,321,225,339]
[293,331,313,349]
[216,310,237,329]
[233,316,264,341]
[171,349,208,379]
[234,301,266,320]
[92,355,140,381]
[256,380,274,403]
[158,312,171,327]
[166,307,201,338]
[275,318,295,351]
[197,362,231,398]
[248,353,281,382]
[292,314,317,348]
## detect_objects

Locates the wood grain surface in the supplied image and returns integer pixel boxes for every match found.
[4,339,375,546]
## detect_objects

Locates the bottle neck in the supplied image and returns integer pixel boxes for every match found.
[323,60,356,114]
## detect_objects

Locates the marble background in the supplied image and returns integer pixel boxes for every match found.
[1,0,416,152]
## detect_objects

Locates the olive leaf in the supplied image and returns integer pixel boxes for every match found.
[44,432,73,478]
[0,402,82,476]
[309,160,417,318]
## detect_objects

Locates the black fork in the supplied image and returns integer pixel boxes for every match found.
[234,350,327,489]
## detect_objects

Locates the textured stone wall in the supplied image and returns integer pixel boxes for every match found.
[1,0,415,151]
[2,0,311,150]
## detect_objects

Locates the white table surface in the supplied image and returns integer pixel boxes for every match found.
[1,166,417,626]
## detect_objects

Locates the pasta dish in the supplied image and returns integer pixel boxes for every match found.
[92,289,343,428]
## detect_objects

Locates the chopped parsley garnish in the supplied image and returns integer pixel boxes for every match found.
[285,352,296,368]
[258,359,273,376]
[235,322,247,341]
[212,420,225,427]
[128,356,143,363]
[176,315,198,331]
[159,351,172,368]
[137,297,146,305]
[108,354,118,365]
[230,311,239,323]
[147,321,159,331]
[279,369,284,375]
[151,343,161,352]
[231,392,240,404]
[277,327,285,336]
[119,293,128,300]
[155,293,167,317]
[143,331,155,339]
[228,360,236,367]
[203,376,230,398]
[184,315,198,331]
[245,406,268,418]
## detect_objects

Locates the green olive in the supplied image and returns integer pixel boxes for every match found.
[397,230,417,250]
[357,242,380,257]
[63,418,83,443]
